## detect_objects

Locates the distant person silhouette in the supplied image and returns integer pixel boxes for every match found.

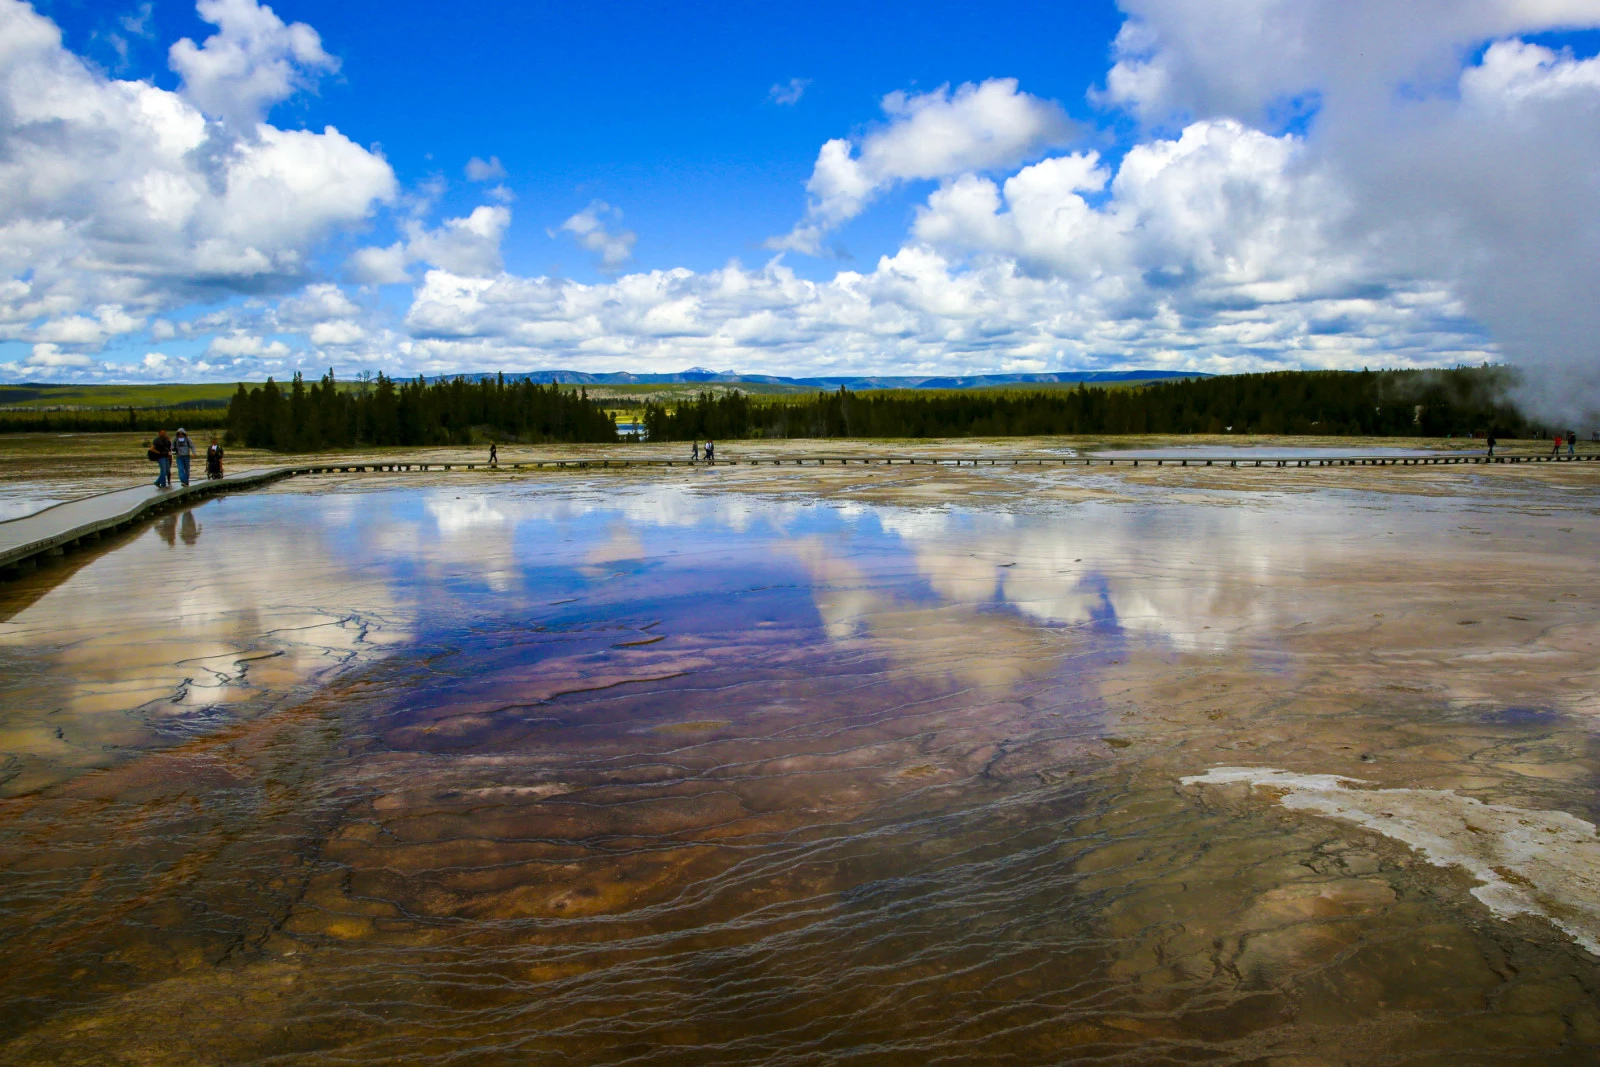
[1486,432,1496,458]
[1552,433,1563,456]
[705,440,715,464]
[489,442,498,465]
[1568,431,1577,456]
[691,441,700,463]
[206,437,224,479]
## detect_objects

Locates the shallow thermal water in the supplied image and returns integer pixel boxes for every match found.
[0,494,68,521]
[3,472,1600,1063]
[1092,445,1460,459]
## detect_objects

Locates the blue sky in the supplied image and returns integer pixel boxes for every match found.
[5,0,1600,402]
[39,0,1126,281]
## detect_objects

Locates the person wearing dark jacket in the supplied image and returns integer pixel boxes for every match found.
[206,437,224,479]
[149,429,172,488]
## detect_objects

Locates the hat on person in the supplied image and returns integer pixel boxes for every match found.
[176,427,186,434]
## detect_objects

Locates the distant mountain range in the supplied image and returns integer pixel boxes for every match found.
[429,369,1208,390]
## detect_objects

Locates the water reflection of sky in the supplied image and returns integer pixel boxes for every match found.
[1092,445,1463,458]
[338,484,1220,657]
[7,475,1600,1063]
[0,476,1543,796]
[323,485,949,631]
[0,495,67,521]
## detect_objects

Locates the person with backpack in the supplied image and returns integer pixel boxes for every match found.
[206,437,225,479]
[705,440,715,464]
[148,429,173,488]
[172,428,195,486]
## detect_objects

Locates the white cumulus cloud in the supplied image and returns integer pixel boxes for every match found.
[0,0,394,368]
[206,332,290,359]
[772,78,1075,253]
[405,205,510,277]
[30,306,146,346]
[169,0,339,128]
[556,201,638,272]
[400,240,1479,379]
[8,0,1600,399]
[346,242,410,285]
[1099,0,1600,422]
[346,203,512,288]
[28,343,92,367]
[465,155,507,181]
[275,282,361,325]
[309,320,365,346]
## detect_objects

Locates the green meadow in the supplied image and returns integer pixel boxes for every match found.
[0,383,242,410]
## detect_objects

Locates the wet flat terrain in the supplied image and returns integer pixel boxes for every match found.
[1089,446,1462,459]
[0,431,1534,520]
[2,460,1600,1063]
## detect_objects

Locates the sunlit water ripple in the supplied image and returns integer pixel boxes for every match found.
[2,473,1599,1062]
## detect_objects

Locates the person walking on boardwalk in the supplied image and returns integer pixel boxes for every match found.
[1568,431,1577,456]
[705,440,715,464]
[1486,432,1497,458]
[172,427,195,486]
[206,437,224,480]
[149,429,173,488]
[489,442,498,466]
[1552,433,1563,456]
[691,441,700,463]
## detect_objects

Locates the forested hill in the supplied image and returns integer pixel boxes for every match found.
[643,368,1532,441]
[226,372,617,450]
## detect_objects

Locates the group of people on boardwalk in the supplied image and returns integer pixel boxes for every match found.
[690,440,716,464]
[1486,431,1588,459]
[148,429,224,489]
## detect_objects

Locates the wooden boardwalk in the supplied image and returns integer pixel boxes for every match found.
[268,451,1600,473]
[3,450,1595,577]
[0,467,297,574]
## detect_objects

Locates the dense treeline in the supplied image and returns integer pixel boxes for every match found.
[643,368,1535,441]
[0,407,229,434]
[0,365,1543,445]
[227,372,617,450]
